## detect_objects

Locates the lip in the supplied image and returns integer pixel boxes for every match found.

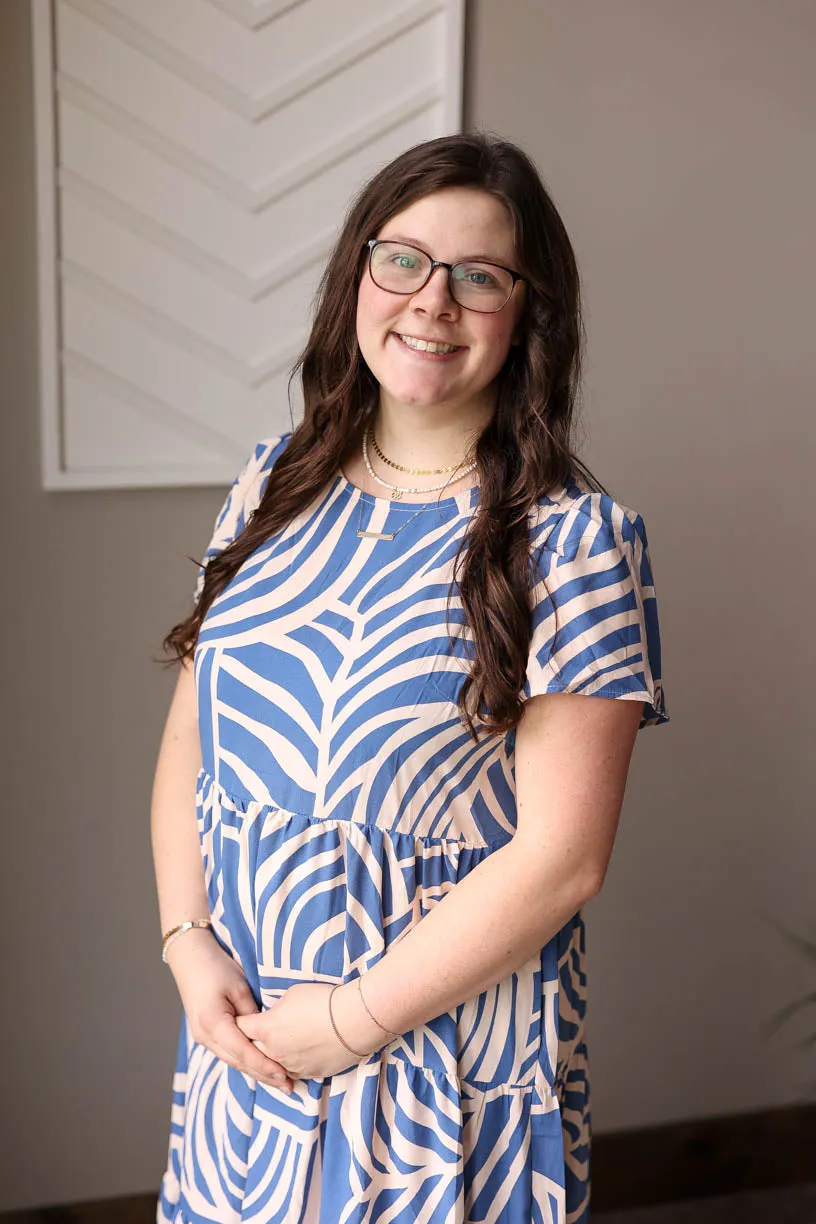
[391,332,467,358]
[394,332,463,346]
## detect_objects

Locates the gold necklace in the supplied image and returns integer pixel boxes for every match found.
[362,425,477,501]
[355,427,476,539]
[369,430,461,476]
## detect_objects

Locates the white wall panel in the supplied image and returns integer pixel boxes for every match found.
[60,196,321,371]
[32,0,464,488]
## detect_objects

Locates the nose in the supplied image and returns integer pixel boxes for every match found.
[410,265,458,316]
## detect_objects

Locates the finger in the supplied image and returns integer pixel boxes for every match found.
[234,1012,261,1040]
[213,1019,293,1088]
[207,1009,283,1073]
[248,1037,281,1069]
[228,983,264,1016]
[209,1035,293,1091]
[234,1015,282,1066]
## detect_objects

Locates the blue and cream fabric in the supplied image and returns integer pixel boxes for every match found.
[158,432,669,1224]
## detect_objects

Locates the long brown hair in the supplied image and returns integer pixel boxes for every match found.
[162,131,603,741]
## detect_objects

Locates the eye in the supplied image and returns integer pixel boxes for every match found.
[392,253,420,269]
[455,265,499,288]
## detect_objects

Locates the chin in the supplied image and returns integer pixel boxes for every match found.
[385,388,457,410]
[382,374,462,407]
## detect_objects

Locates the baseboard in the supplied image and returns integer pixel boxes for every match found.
[0,1198,155,1223]
[591,1101,816,1212]
[2,1102,814,1220]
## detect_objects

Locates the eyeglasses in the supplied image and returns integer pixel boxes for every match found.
[366,238,523,314]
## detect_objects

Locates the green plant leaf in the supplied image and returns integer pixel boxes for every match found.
[755,911,816,1045]
[762,915,816,962]
[762,992,816,1039]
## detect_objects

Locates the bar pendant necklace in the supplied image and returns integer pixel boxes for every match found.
[356,496,424,540]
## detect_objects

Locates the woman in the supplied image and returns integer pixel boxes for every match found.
[152,131,669,1223]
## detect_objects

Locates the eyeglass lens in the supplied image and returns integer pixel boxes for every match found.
[369,241,513,312]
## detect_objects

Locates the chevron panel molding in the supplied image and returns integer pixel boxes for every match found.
[31,0,465,489]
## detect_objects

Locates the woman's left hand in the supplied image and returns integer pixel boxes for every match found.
[234,982,385,1082]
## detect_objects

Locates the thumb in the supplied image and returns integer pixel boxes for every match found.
[234,1012,262,1039]
[229,982,261,1016]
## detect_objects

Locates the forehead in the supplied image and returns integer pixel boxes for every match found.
[378,187,517,264]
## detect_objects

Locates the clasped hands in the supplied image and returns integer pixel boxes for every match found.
[236,980,392,1088]
[167,928,396,1093]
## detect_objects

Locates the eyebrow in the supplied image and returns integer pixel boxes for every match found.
[380,233,511,266]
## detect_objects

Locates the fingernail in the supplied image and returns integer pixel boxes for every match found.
[273,1073,285,1082]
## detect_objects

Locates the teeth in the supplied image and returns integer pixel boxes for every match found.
[398,334,459,355]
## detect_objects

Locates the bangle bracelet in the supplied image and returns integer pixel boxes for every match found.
[357,975,399,1037]
[327,984,369,1058]
[161,918,212,963]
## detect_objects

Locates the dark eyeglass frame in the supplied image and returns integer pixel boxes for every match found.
[365,238,524,314]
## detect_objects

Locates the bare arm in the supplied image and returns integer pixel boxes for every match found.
[150,658,295,1091]
[332,691,643,1049]
[150,659,209,938]
[151,440,271,918]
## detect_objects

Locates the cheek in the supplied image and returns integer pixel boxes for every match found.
[356,278,390,339]
[474,319,517,371]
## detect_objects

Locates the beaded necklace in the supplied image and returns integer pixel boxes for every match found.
[354,425,477,539]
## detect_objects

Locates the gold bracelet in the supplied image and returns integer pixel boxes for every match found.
[327,984,369,1058]
[357,975,399,1037]
[161,918,212,963]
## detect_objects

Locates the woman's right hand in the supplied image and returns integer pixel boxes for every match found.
[166,928,294,1093]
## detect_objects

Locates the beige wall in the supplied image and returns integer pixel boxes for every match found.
[2,0,814,1210]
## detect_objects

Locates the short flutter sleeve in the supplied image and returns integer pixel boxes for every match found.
[525,492,669,729]
[192,435,285,606]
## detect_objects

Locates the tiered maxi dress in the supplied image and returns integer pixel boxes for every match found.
[157,432,669,1224]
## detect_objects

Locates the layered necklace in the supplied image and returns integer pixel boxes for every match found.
[355,424,478,540]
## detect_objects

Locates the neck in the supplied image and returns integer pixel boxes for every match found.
[370,392,495,474]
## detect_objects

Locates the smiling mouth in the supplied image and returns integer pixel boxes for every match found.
[394,333,464,356]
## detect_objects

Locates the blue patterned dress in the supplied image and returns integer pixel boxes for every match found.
[157,432,669,1224]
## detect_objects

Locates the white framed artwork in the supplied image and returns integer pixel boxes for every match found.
[31,0,465,489]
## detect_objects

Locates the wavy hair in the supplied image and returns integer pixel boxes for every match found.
[162,131,604,740]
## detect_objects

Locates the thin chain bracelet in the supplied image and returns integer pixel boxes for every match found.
[357,975,400,1037]
[328,984,370,1058]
